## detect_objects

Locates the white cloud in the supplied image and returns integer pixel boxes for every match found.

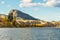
[19,0,43,8]
[22,0,32,3]
[19,0,60,8]
[45,0,57,7]
[1,1,5,4]
[19,3,42,7]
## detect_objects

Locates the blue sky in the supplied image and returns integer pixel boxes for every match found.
[0,0,60,21]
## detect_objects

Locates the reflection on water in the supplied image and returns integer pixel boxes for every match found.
[0,28,60,40]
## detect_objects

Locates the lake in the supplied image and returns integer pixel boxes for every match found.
[0,27,60,40]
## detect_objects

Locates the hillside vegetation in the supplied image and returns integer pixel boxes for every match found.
[0,9,60,28]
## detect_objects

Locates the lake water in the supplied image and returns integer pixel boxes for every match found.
[0,27,60,40]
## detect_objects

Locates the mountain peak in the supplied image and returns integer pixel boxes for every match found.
[10,9,38,20]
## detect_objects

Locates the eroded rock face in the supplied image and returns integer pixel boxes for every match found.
[9,9,38,20]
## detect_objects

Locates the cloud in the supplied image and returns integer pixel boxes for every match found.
[19,0,44,7]
[45,0,57,7]
[22,0,32,3]
[19,0,60,8]
[1,1,5,4]
[19,3,43,7]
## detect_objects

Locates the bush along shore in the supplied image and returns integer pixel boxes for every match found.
[0,20,60,28]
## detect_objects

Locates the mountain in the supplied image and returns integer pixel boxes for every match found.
[11,9,38,20]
